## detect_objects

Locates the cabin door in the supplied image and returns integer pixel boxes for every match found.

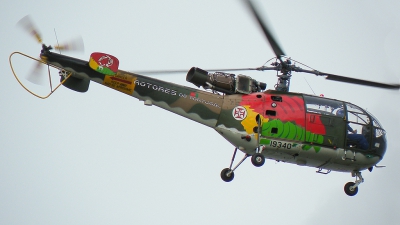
[303,95,346,148]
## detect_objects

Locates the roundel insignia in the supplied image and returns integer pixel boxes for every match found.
[89,52,119,76]
[232,106,247,120]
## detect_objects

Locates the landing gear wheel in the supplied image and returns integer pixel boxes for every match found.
[251,153,265,167]
[220,168,234,182]
[344,182,358,196]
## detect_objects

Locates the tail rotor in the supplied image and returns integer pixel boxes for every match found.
[16,15,84,86]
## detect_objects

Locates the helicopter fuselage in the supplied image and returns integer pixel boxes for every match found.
[40,49,386,174]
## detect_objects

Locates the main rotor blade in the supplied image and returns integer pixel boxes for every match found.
[131,67,261,74]
[297,67,400,90]
[244,0,285,59]
[322,72,400,90]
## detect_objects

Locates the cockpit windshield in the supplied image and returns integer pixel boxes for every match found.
[303,95,386,158]
[345,103,386,157]
[365,110,387,157]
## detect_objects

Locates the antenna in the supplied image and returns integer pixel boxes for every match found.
[303,77,316,95]
[54,28,61,54]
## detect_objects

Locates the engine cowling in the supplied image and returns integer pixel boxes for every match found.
[186,67,266,94]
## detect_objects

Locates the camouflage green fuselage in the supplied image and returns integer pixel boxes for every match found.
[41,51,386,173]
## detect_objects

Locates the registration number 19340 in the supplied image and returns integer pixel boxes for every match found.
[269,140,292,149]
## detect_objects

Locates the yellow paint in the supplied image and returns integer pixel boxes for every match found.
[89,57,98,71]
[103,71,137,95]
[40,55,47,62]
[240,105,268,134]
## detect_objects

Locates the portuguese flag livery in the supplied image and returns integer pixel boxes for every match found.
[89,52,119,75]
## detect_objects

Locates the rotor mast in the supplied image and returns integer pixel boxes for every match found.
[273,59,293,92]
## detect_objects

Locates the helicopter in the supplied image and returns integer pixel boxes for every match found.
[9,0,399,197]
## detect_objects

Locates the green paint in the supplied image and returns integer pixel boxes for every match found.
[97,67,115,75]
[286,122,297,140]
[296,125,304,140]
[260,139,271,145]
[281,122,290,139]
[259,119,325,154]
[261,119,324,144]
[302,144,321,153]
[187,104,220,120]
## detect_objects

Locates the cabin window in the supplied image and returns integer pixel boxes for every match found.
[345,103,369,125]
[346,105,386,155]
[271,127,278,134]
[344,103,375,151]
[368,112,386,153]
[303,95,343,116]
[266,110,276,116]
[344,103,371,139]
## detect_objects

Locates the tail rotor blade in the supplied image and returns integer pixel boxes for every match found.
[26,61,46,86]
[54,36,84,52]
[17,15,43,44]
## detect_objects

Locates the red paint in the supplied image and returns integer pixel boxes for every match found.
[239,93,326,134]
[110,77,131,84]
[272,95,305,127]
[90,52,119,72]
[241,93,306,127]
[306,113,326,135]
[240,93,264,113]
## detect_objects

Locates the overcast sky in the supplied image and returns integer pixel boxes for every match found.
[1,0,399,224]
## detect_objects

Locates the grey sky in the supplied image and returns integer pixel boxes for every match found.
[1,0,399,224]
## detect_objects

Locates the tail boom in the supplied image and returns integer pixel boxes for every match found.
[40,49,224,128]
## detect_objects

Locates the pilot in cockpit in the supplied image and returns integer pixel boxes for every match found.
[336,109,369,150]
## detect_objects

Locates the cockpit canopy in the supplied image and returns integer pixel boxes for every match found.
[303,95,386,158]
